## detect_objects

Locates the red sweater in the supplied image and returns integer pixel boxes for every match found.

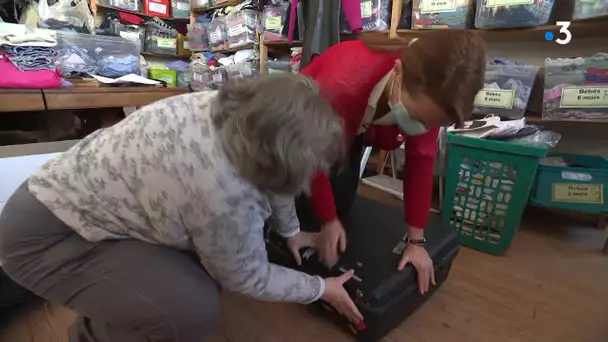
[301,40,439,229]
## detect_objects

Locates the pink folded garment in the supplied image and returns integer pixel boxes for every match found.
[0,57,62,89]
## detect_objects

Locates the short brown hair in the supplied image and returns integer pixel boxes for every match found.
[359,31,487,127]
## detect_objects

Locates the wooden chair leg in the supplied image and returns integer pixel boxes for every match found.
[376,151,388,174]
[603,235,608,254]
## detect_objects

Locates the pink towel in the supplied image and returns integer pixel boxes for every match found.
[0,58,61,89]
[287,0,363,43]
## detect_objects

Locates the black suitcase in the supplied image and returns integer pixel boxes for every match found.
[265,196,459,342]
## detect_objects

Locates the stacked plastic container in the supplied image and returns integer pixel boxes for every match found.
[573,0,608,19]
[262,2,289,41]
[225,9,257,48]
[473,59,540,119]
[543,54,608,122]
[474,0,555,28]
[411,0,475,29]
[171,0,190,18]
[207,17,229,51]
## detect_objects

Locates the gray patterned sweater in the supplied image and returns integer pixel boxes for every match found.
[28,92,324,303]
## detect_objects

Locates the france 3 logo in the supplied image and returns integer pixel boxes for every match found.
[544,21,573,45]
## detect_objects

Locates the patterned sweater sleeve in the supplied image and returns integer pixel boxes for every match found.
[184,188,325,303]
[267,193,300,238]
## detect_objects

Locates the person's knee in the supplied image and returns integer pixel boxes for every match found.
[173,283,221,340]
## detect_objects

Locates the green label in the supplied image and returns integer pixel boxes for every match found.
[183,41,189,49]
[486,0,534,7]
[560,86,608,108]
[474,89,515,109]
[157,38,176,49]
[419,0,457,14]
[552,183,604,204]
[361,1,372,18]
[265,16,282,30]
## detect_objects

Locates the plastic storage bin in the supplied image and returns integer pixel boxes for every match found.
[573,0,608,20]
[473,60,539,119]
[149,69,177,87]
[55,31,140,78]
[171,0,190,18]
[411,0,474,29]
[543,54,608,121]
[531,154,608,214]
[359,0,391,31]
[443,134,549,255]
[225,9,257,48]
[187,23,209,51]
[109,22,145,52]
[263,2,289,41]
[145,29,178,55]
[208,17,229,51]
[474,0,554,28]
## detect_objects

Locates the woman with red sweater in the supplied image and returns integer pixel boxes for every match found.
[297,31,486,294]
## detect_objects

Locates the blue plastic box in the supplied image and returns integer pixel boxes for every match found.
[531,154,608,214]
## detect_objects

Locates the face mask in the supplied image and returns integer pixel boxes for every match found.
[388,102,429,136]
[384,72,429,136]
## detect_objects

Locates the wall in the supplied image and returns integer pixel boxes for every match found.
[485,36,608,157]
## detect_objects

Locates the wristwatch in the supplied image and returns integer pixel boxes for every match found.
[406,237,426,247]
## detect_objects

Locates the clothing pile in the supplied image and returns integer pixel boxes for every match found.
[0,30,62,88]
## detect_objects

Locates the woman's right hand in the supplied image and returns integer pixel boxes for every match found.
[321,270,364,324]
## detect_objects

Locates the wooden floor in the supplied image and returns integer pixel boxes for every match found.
[2,185,608,342]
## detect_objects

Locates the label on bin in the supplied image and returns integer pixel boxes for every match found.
[559,86,608,108]
[360,1,372,18]
[419,0,457,14]
[175,2,189,10]
[265,16,282,30]
[552,183,604,204]
[148,2,167,14]
[486,0,533,7]
[156,38,176,49]
[474,89,515,109]
[228,24,245,37]
[119,31,140,42]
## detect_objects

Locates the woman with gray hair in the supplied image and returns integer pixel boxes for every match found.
[0,73,362,342]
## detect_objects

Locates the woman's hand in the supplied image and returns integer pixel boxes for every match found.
[318,219,347,268]
[398,244,436,294]
[322,270,364,324]
[286,231,319,266]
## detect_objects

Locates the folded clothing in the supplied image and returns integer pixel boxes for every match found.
[0,57,62,88]
[0,45,57,72]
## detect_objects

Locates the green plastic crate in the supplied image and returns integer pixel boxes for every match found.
[530,154,608,214]
[442,134,549,255]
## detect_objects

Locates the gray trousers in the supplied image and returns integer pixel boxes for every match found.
[0,183,220,342]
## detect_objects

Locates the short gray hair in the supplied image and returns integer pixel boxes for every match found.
[211,73,344,195]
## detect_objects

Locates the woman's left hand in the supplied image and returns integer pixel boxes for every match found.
[286,232,320,266]
[398,244,436,294]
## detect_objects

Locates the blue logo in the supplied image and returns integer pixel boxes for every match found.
[544,31,554,41]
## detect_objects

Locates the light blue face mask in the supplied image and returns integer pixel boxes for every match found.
[388,102,429,136]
